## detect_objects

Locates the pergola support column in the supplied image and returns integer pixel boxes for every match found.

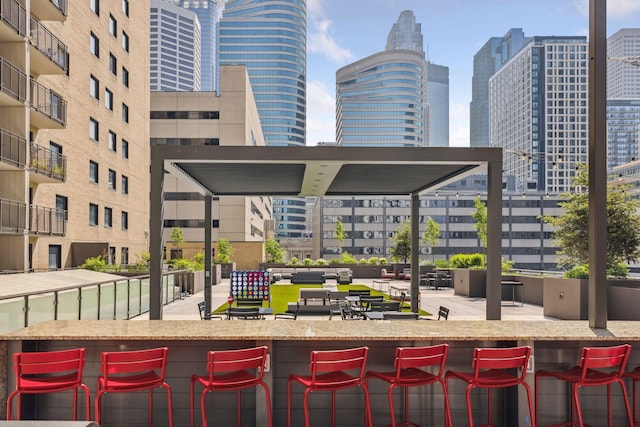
[411,192,419,313]
[149,151,165,320]
[486,158,503,320]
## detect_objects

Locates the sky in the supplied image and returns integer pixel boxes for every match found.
[305,0,640,147]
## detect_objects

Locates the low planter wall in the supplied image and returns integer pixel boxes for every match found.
[543,277,588,320]
[452,269,486,297]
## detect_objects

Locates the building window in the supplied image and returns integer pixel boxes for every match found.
[48,245,62,270]
[121,212,128,230]
[122,139,129,159]
[109,53,117,75]
[55,195,68,221]
[89,118,99,141]
[122,67,129,88]
[121,175,128,194]
[90,32,99,57]
[122,31,129,52]
[90,0,99,16]
[104,207,113,228]
[105,88,113,111]
[108,246,115,264]
[108,169,116,190]
[89,203,98,226]
[109,14,117,37]
[89,161,99,183]
[108,130,116,151]
[90,75,99,99]
[121,247,129,266]
[122,103,129,123]
[122,0,129,16]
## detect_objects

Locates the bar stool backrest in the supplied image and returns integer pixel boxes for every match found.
[16,348,86,382]
[471,346,531,382]
[309,347,369,386]
[206,346,268,383]
[578,344,631,382]
[393,344,448,381]
[101,347,168,386]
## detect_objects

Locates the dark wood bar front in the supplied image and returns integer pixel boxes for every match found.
[2,320,640,426]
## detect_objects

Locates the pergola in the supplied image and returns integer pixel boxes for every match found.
[149,146,504,319]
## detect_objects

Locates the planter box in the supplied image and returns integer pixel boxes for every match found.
[543,277,588,320]
[453,269,486,297]
[608,281,640,320]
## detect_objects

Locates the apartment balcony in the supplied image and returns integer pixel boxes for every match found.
[0,55,28,106]
[29,204,65,235]
[30,0,67,22]
[29,79,66,128]
[29,16,68,75]
[0,197,26,233]
[0,128,26,170]
[29,141,66,183]
[0,0,27,42]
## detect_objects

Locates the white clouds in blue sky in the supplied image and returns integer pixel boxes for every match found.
[305,0,640,147]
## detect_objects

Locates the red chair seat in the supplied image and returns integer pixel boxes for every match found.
[366,344,451,427]
[288,346,371,427]
[446,345,535,427]
[535,344,633,427]
[95,347,173,427]
[190,346,272,427]
[7,348,90,421]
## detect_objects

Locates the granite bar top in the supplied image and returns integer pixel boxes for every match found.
[3,320,640,342]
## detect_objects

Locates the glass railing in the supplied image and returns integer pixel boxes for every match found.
[0,271,188,334]
[29,141,66,180]
[0,198,27,233]
[30,15,68,72]
[0,128,27,168]
[30,79,66,125]
[0,0,27,37]
[0,56,28,102]
[29,204,65,235]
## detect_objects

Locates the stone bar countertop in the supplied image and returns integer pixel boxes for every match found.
[3,320,640,342]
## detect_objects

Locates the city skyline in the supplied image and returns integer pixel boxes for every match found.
[306,0,640,147]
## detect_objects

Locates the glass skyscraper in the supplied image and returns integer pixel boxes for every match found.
[219,0,307,239]
[179,0,224,92]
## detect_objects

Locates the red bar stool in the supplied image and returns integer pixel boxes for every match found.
[625,365,640,426]
[535,343,633,427]
[445,345,535,427]
[287,346,371,427]
[95,347,173,427]
[6,348,90,420]
[365,343,452,427]
[190,346,273,427]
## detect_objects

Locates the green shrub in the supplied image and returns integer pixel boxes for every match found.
[367,257,379,265]
[378,257,388,265]
[81,256,106,271]
[450,253,484,269]
[172,258,193,271]
[330,252,357,264]
[502,259,515,272]
[303,258,313,266]
[191,252,205,271]
[290,257,299,265]
[359,258,368,264]
[565,264,589,279]
[316,258,328,266]
[607,263,629,278]
[435,259,451,268]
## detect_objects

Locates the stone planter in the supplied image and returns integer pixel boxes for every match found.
[543,277,588,320]
[219,262,236,278]
[608,280,640,320]
[452,269,486,297]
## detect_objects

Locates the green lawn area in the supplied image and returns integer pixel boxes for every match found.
[214,283,430,316]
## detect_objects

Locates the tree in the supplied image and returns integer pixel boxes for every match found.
[542,164,640,272]
[215,238,234,263]
[390,221,412,263]
[472,196,488,251]
[422,216,440,262]
[264,238,284,263]
[170,227,185,248]
[335,219,348,253]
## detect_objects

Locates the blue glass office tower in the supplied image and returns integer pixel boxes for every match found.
[180,0,224,92]
[219,0,307,238]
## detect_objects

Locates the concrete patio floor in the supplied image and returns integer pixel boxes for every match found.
[134,278,552,321]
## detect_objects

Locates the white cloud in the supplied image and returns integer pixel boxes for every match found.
[307,0,353,63]
[306,80,336,145]
[449,101,469,147]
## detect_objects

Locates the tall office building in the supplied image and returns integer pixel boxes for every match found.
[179,0,224,92]
[427,62,450,147]
[336,10,427,147]
[607,100,640,170]
[470,29,528,147]
[489,36,589,194]
[219,0,307,241]
[607,28,640,99]
[0,1,150,271]
[150,0,201,91]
